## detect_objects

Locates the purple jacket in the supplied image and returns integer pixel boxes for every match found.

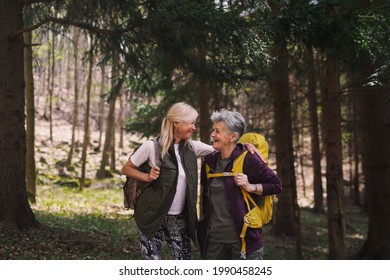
[197,144,282,258]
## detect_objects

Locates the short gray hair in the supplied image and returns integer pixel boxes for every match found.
[210,109,246,142]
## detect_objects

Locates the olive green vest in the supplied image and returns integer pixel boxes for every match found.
[134,140,198,243]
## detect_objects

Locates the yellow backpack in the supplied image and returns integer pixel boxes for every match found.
[205,132,276,259]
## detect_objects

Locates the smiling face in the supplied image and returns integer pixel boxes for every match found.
[174,120,196,143]
[210,121,238,155]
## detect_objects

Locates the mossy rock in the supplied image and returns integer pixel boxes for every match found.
[55,178,80,188]
[83,179,92,188]
[66,165,77,173]
[96,169,114,179]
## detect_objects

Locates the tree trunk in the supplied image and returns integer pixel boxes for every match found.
[118,92,124,149]
[306,46,324,213]
[0,0,38,229]
[110,113,116,171]
[321,55,346,259]
[43,35,50,122]
[346,70,362,206]
[97,65,106,150]
[198,80,210,143]
[291,74,307,197]
[352,95,361,206]
[96,55,119,179]
[49,32,55,141]
[24,21,36,203]
[66,27,80,166]
[356,87,390,259]
[197,49,210,144]
[97,94,116,178]
[266,21,302,258]
[80,39,94,190]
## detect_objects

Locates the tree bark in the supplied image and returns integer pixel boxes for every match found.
[80,38,94,190]
[97,65,106,150]
[24,8,36,203]
[49,32,55,141]
[352,95,361,206]
[346,70,362,206]
[356,87,390,259]
[0,0,38,229]
[66,27,80,166]
[321,55,346,259]
[97,93,116,178]
[306,46,324,213]
[110,113,116,171]
[118,92,124,149]
[266,18,302,258]
[197,49,210,144]
[96,54,119,179]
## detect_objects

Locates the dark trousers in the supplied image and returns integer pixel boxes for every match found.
[138,213,191,260]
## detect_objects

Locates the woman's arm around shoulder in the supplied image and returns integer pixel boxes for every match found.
[190,140,214,157]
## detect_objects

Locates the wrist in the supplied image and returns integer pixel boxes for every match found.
[252,184,258,193]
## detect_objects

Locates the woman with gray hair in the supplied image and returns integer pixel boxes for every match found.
[197,109,282,260]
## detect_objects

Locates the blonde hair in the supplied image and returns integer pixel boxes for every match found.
[159,102,198,158]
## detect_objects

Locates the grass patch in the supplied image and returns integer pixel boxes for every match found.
[0,185,140,260]
[0,185,368,260]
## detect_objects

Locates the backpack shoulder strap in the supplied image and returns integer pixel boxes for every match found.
[231,150,248,174]
[152,137,162,167]
[205,150,248,179]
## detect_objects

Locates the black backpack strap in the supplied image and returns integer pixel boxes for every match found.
[152,137,162,168]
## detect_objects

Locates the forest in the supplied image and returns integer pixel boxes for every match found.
[0,0,389,260]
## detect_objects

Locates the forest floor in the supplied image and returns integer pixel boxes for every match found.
[0,184,368,260]
[0,110,369,260]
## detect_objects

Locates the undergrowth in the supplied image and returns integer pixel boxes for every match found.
[0,184,368,260]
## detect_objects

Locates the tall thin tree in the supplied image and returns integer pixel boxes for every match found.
[66,27,80,166]
[306,46,324,213]
[97,65,106,150]
[24,7,36,203]
[96,53,119,179]
[80,35,94,190]
[267,0,302,259]
[49,32,55,141]
[321,55,346,259]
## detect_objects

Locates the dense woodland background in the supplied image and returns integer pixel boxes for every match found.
[0,0,389,260]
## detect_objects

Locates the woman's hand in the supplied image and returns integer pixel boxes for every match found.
[242,143,266,163]
[235,173,250,190]
[234,173,262,194]
[148,165,160,182]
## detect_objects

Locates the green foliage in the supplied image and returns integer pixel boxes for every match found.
[125,102,162,138]
[28,0,272,92]
[26,1,276,138]
[256,0,390,84]
[139,1,266,80]
[352,11,390,84]
[125,89,200,138]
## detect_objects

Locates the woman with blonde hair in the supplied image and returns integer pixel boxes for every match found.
[121,102,214,259]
